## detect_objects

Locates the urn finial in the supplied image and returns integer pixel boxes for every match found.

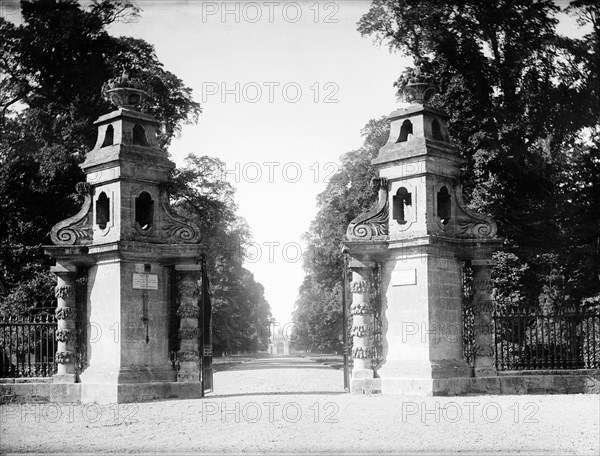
[101,71,149,110]
[397,65,437,105]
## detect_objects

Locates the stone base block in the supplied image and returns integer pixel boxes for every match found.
[0,383,82,403]
[380,377,434,396]
[1,381,204,404]
[350,371,600,396]
[53,373,76,384]
[118,367,177,383]
[474,366,497,377]
[81,381,204,403]
[350,377,381,395]
[378,359,473,379]
[352,368,374,379]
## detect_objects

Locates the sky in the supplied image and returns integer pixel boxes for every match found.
[107,0,411,324]
[4,0,582,324]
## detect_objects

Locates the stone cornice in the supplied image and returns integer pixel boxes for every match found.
[44,241,205,264]
[93,108,160,126]
[387,104,449,121]
[374,137,463,168]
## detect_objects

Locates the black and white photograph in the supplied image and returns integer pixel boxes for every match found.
[0,0,599,454]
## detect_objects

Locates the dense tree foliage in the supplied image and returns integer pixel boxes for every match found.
[0,0,270,352]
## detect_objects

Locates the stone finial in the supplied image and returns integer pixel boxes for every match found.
[397,66,437,105]
[101,71,149,110]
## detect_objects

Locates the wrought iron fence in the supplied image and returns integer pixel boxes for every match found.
[461,262,475,366]
[0,314,58,378]
[371,264,384,372]
[494,307,600,371]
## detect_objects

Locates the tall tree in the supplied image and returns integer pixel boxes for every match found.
[170,155,272,354]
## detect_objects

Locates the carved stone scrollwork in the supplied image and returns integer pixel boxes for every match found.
[350,301,372,316]
[474,322,494,334]
[351,280,369,294]
[178,350,199,362]
[178,282,199,299]
[179,328,200,340]
[472,344,495,357]
[177,303,201,318]
[159,184,201,244]
[55,351,75,364]
[55,329,74,343]
[350,325,368,337]
[177,371,198,382]
[453,184,497,239]
[473,278,493,294]
[50,182,93,246]
[54,284,73,299]
[55,307,76,320]
[467,300,495,314]
[346,177,389,240]
[352,346,373,359]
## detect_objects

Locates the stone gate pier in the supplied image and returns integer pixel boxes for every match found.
[17,74,206,403]
[342,69,600,396]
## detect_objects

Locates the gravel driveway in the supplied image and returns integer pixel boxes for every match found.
[1,355,598,455]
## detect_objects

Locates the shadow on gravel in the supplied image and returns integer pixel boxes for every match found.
[206,391,347,399]
[217,364,333,371]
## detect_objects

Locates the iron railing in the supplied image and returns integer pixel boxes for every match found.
[494,307,600,371]
[0,314,58,378]
[461,262,475,366]
[371,264,384,372]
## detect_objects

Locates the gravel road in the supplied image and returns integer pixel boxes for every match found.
[1,354,598,455]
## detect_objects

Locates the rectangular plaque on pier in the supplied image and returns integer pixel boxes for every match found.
[132,273,158,290]
[391,269,416,286]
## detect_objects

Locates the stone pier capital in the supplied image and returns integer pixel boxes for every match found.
[348,259,376,271]
[51,263,78,275]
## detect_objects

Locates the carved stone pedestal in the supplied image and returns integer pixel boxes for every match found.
[52,263,77,384]
[349,260,374,380]
[175,264,202,383]
[471,259,497,377]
